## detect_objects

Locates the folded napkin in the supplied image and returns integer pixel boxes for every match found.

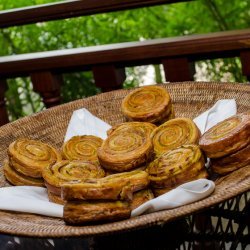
[131,179,215,217]
[0,99,236,218]
[0,186,63,217]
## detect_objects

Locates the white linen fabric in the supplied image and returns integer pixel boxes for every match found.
[0,99,236,218]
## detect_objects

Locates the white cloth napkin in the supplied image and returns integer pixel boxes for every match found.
[131,179,215,217]
[0,186,63,217]
[64,108,111,142]
[0,99,236,218]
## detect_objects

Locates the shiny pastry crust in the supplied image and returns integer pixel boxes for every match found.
[43,160,105,195]
[211,143,250,175]
[47,191,65,205]
[98,122,154,172]
[3,160,44,187]
[64,200,131,225]
[8,138,62,178]
[103,169,149,192]
[62,135,103,163]
[199,113,250,158]
[147,145,207,189]
[62,177,132,201]
[121,85,172,123]
[107,122,157,137]
[151,118,201,156]
[131,189,154,210]
[153,169,208,197]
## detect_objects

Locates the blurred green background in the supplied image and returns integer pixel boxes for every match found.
[1,0,249,121]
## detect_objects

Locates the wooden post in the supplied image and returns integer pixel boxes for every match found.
[162,57,194,82]
[31,71,62,108]
[0,79,9,126]
[240,51,250,81]
[92,65,126,92]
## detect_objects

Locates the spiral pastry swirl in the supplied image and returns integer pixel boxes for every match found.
[199,113,250,158]
[62,135,103,163]
[121,85,172,124]
[8,138,62,178]
[43,160,105,195]
[211,143,250,175]
[98,122,153,172]
[151,118,201,156]
[147,145,207,191]
[4,160,44,187]
[64,200,131,225]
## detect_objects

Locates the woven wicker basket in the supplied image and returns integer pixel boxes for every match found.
[0,82,249,237]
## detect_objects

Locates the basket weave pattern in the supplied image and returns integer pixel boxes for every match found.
[0,82,249,237]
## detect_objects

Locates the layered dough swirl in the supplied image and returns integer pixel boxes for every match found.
[146,144,207,196]
[211,144,250,175]
[151,118,201,156]
[43,160,105,196]
[8,138,62,178]
[62,135,103,163]
[64,200,131,225]
[121,85,173,124]
[62,169,148,201]
[199,113,250,158]
[98,122,154,172]
[131,189,154,210]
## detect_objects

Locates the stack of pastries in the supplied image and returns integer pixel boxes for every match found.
[4,85,247,225]
[199,112,250,175]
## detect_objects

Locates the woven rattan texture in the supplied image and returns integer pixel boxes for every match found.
[0,82,249,237]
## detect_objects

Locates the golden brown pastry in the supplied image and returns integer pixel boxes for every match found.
[43,160,105,195]
[153,170,208,197]
[47,191,65,205]
[62,135,103,163]
[3,160,44,187]
[62,176,132,201]
[8,138,62,178]
[131,189,154,210]
[211,143,250,175]
[199,113,250,158]
[103,169,149,192]
[151,118,201,157]
[147,144,208,195]
[121,85,172,124]
[64,200,131,225]
[98,122,153,172]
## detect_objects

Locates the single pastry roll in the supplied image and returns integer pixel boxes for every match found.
[43,160,105,195]
[107,122,157,137]
[151,118,201,156]
[199,113,250,158]
[211,143,250,175]
[153,170,208,197]
[62,135,103,163]
[8,138,62,178]
[62,177,132,201]
[103,169,149,192]
[98,122,153,172]
[121,85,172,124]
[3,160,44,187]
[64,200,131,225]
[147,145,207,193]
[131,189,154,210]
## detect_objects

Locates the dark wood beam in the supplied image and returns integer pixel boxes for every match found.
[0,0,192,28]
[0,29,249,78]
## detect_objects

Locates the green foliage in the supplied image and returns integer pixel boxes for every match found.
[1,0,249,120]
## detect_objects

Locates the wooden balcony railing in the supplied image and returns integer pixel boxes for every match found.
[0,29,250,126]
[0,0,192,28]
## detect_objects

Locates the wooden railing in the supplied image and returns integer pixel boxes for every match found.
[0,1,250,126]
[0,0,192,28]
